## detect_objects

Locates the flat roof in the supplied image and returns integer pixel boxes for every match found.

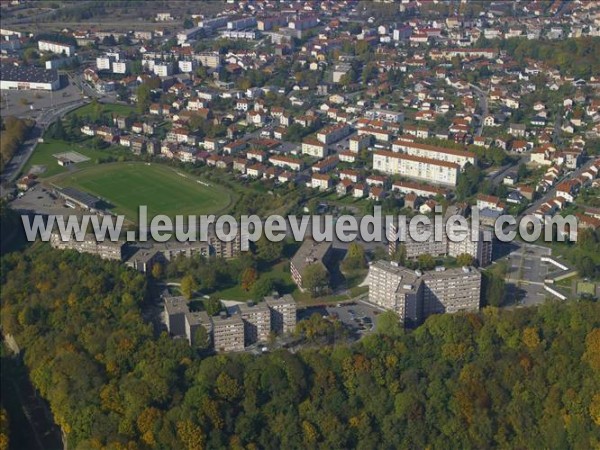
[237,302,270,314]
[212,315,244,326]
[264,294,296,307]
[164,295,188,315]
[291,239,331,273]
[185,310,211,327]
[0,64,59,84]
[58,187,101,208]
[375,150,460,170]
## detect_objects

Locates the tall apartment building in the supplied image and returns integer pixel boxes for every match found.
[367,261,481,326]
[447,226,493,267]
[367,261,423,324]
[421,266,482,317]
[164,295,188,336]
[388,222,493,267]
[50,233,124,261]
[373,150,460,186]
[212,315,245,352]
[236,302,271,344]
[185,311,212,347]
[163,293,297,351]
[290,239,332,291]
[388,221,448,259]
[265,294,297,334]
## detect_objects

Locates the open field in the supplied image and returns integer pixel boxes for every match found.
[21,138,129,178]
[49,162,234,220]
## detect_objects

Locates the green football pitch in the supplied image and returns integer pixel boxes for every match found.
[51,162,234,221]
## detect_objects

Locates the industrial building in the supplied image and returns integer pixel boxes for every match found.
[0,65,60,91]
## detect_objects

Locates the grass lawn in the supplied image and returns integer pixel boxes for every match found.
[66,102,136,119]
[213,261,298,301]
[49,162,234,220]
[577,281,596,295]
[21,138,129,178]
[211,260,369,307]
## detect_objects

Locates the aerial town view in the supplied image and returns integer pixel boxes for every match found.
[0,0,599,448]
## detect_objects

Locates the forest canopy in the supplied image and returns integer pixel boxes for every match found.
[0,244,599,449]
[499,36,600,79]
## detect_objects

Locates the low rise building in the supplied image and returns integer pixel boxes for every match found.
[290,239,332,291]
[49,233,124,260]
[373,150,460,186]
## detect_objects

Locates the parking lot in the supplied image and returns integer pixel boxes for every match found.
[500,242,552,306]
[0,77,81,119]
[10,187,82,218]
[299,300,383,338]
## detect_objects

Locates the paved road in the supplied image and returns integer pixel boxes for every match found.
[517,157,599,221]
[0,100,87,193]
[469,83,488,137]
[552,106,563,146]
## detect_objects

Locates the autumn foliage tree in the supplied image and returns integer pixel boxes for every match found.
[1,244,599,449]
[240,267,258,291]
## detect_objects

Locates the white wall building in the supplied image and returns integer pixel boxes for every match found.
[38,40,75,57]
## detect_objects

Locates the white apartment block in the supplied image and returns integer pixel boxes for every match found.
[387,222,448,260]
[388,222,493,267]
[38,40,75,57]
[311,174,331,190]
[316,123,351,145]
[112,61,130,74]
[373,150,459,186]
[178,60,197,73]
[96,56,113,71]
[302,138,328,158]
[391,140,476,168]
[153,63,173,77]
[365,109,404,123]
[349,134,372,152]
[195,52,221,68]
[269,155,303,171]
[357,127,393,142]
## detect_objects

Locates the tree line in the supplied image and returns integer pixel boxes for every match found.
[0,117,33,173]
[1,243,599,449]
